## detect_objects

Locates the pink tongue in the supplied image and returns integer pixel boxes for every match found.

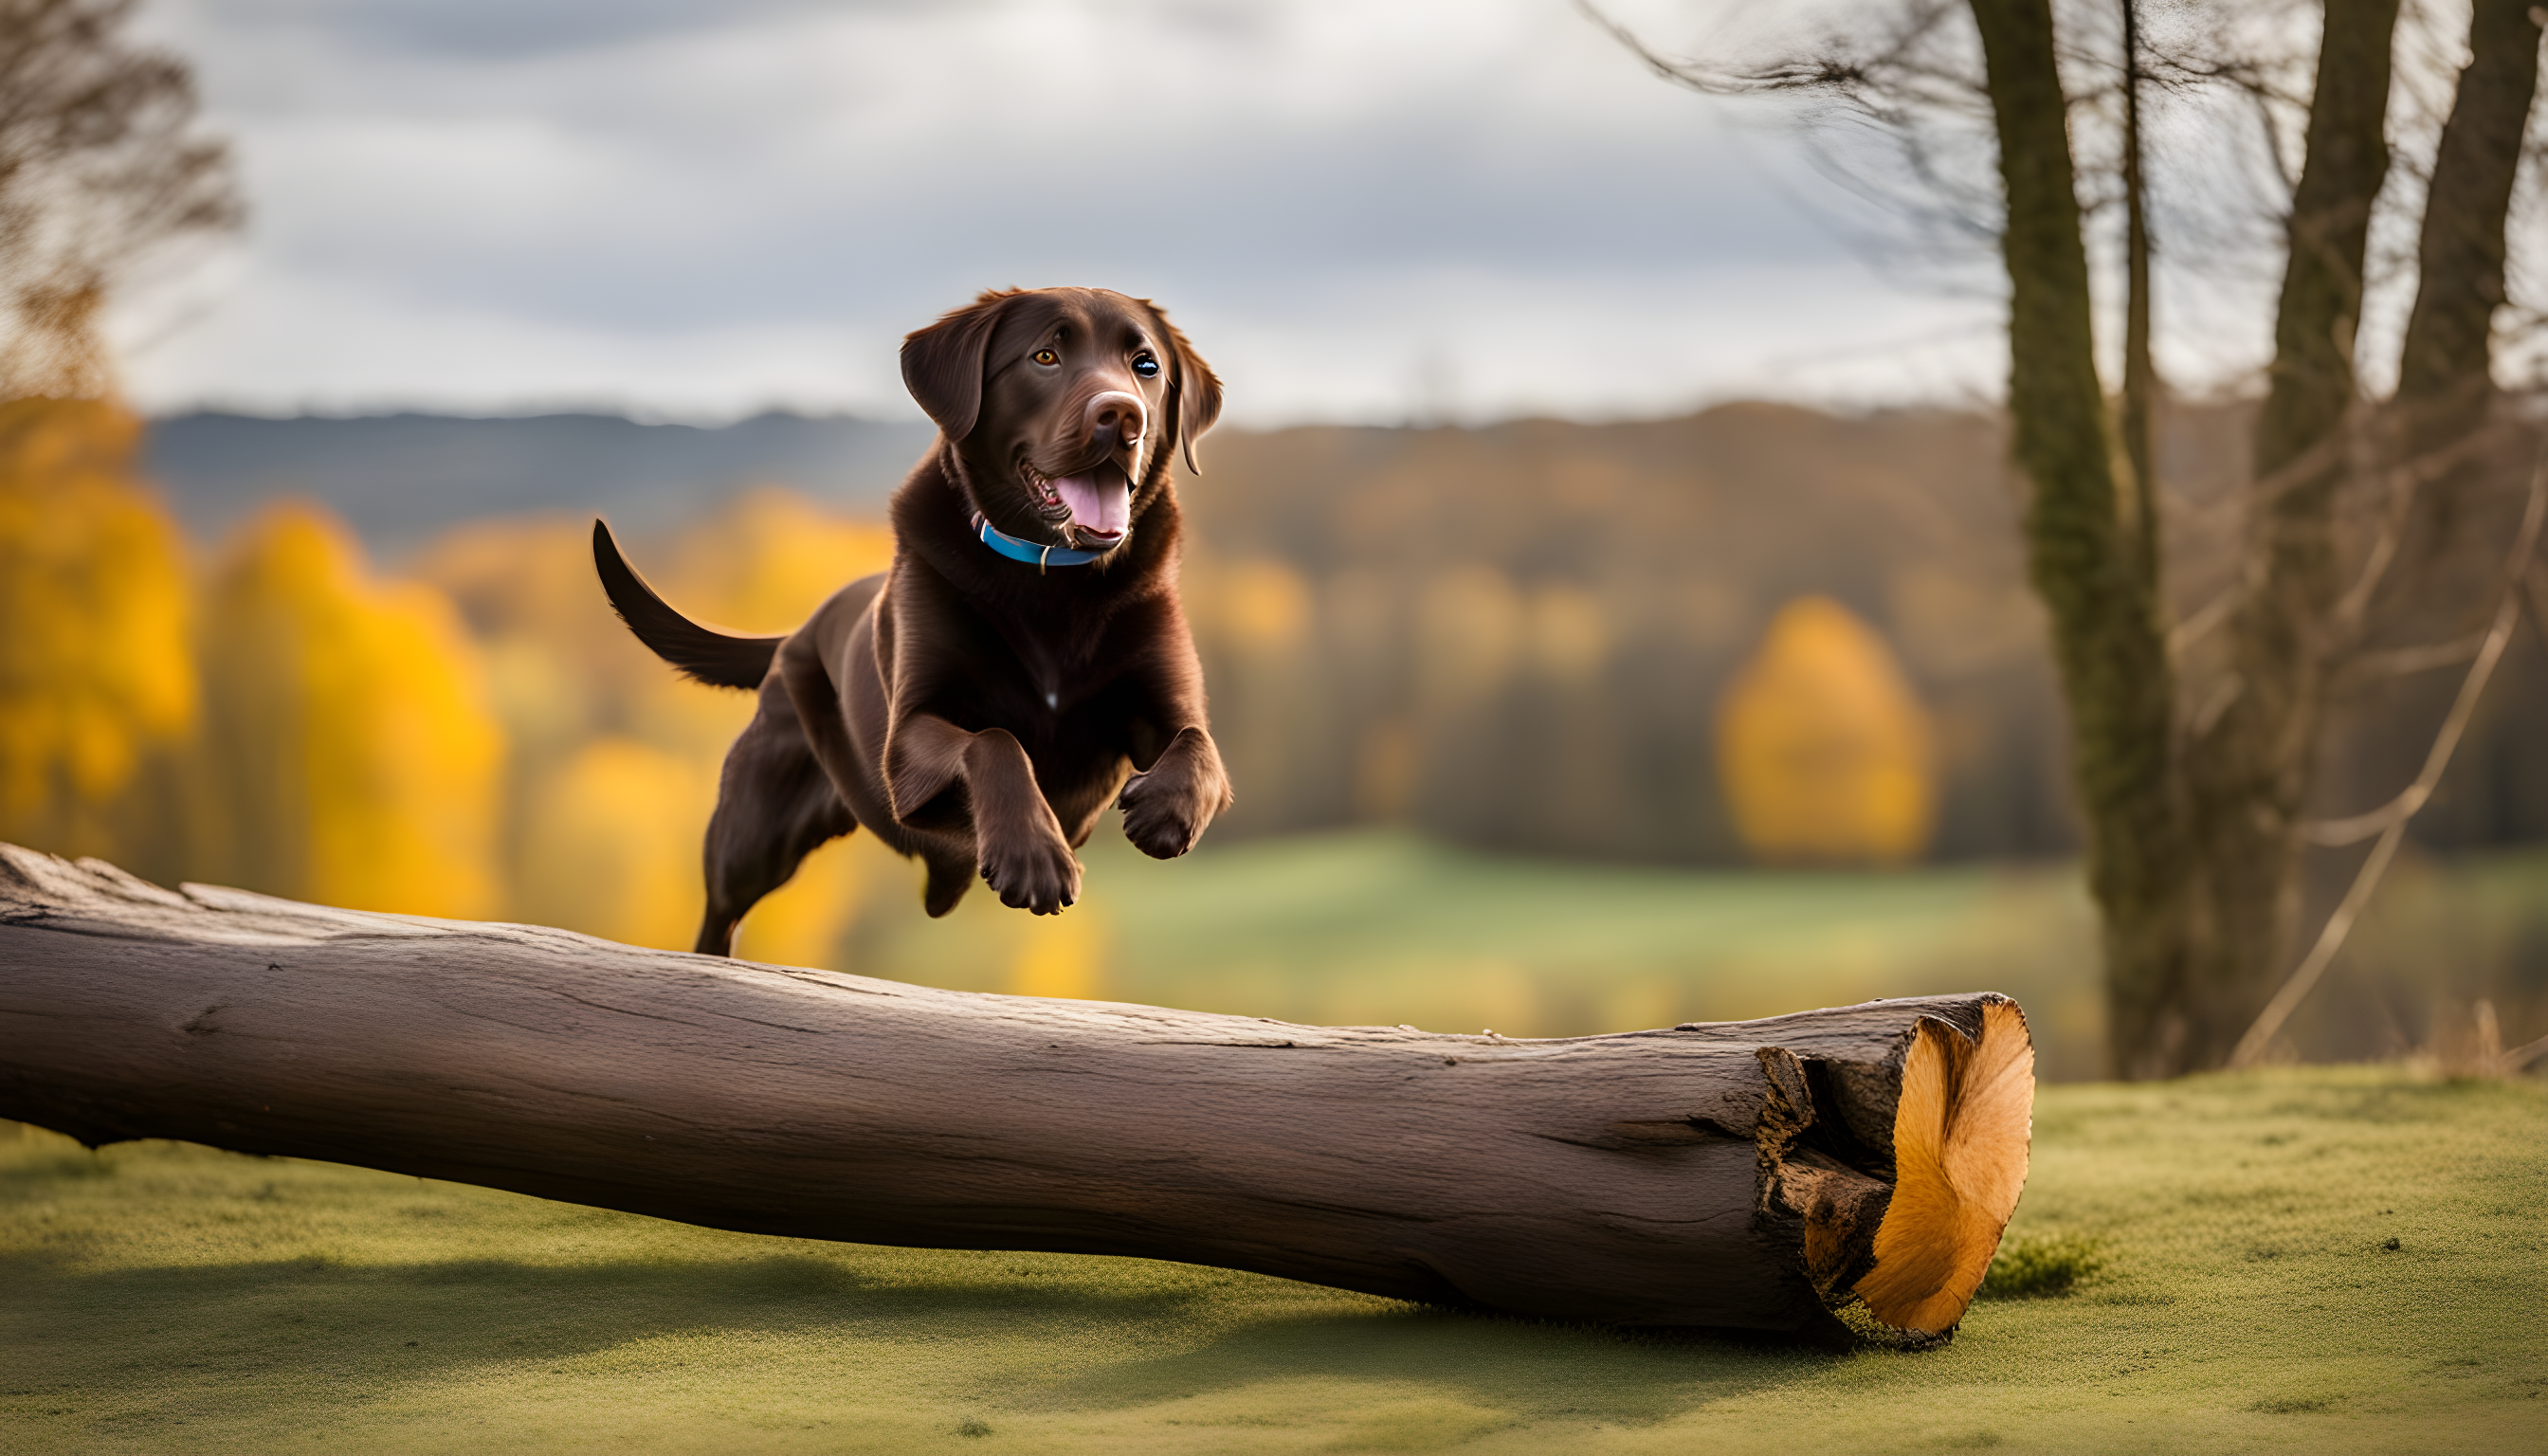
[1054,474,1130,537]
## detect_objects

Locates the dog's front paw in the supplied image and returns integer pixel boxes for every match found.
[1118,772,1206,859]
[979,829,1082,915]
[1119,732,1231,860]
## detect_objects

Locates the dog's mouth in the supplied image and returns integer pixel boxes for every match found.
[1019,457,1132,546]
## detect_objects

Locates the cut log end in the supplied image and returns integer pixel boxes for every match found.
[1854,998,2036,1334]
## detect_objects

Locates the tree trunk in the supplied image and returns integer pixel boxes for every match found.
[2182,0,2400,1070]
[0,844,2036,1338]
[1968,0,2190,1078]
[2388,0,2542,568]
[2119,0,2161,596]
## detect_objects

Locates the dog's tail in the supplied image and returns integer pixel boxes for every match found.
[592,519,782,690]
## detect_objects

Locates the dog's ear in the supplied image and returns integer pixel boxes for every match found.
[1145,305,1222,474]
[901,290,1017,443]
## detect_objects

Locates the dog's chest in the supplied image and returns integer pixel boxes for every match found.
[986,610,1112,720]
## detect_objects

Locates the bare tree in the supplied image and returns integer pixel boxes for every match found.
[2118,0,2157,588]
[2378,0,2545,599]
[0,0,241,398]
[2171,0,2402,1070]
[2396,0,2542,449]
[2227,0,2548,1066]
[1960,0,2193,1074]
[1587,0,2547,1076]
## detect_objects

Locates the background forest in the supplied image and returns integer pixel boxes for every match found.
[9,385,2544,1081]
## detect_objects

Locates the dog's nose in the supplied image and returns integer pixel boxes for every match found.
[1087,391,1146,448]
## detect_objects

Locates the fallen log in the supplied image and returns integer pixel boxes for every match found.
[0,843,2033,1338]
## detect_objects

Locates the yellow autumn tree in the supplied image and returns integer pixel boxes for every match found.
[196,504,503,918]
[516,736,714,950]
[1716,595,1937,865]
[1202,558,1313,654]
[1008,903,1110,1001]
[643,487,897,758]
[0,397,195,864]
[654,490,893,961]
[668,487,897,634]
[412,489,893,963]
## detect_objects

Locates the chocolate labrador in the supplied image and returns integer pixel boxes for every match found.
[594,286,1232,956]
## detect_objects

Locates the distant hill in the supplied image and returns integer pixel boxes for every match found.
[142,410,937,555]
[150,400,2545,864]
[1179,403,2084,861]
[1178,400,2540,861]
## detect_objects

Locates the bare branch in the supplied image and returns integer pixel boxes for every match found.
[2502,1028,2548,1073]
[2168,587,2239,658]
[2232,438,2548,1066]
[0,0,241,397]
[1573,0,2002,278]
[2341,628,2491,678]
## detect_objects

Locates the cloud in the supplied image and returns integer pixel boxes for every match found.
[122,0,1996,423]
[181,0,854,60]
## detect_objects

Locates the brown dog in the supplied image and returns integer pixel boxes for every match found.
[594,287,1233,956]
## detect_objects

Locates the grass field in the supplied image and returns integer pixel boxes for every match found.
[834,829,2112,1079]
[827,829,2548,1083]
[5,1066,2543,1454]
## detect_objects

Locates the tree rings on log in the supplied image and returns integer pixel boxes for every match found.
[0,843,2033,1339]
[1860,1004,2037,1330]
[1756,1001,2036,1335]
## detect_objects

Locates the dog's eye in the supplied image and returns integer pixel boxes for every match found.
[1032,348,1059,367]
[1132,354,1159,378]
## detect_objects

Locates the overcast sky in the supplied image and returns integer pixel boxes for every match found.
[119,0,2017,426]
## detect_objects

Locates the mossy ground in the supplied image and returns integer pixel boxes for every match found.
[4,1065,2541,1454]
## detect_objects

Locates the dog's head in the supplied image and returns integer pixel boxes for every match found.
[901,287,1222,555]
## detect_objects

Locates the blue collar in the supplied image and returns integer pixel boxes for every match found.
[973,512,1113,568]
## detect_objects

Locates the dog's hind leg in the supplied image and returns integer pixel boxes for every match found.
[921,854,973,919]
[696,676,856,957]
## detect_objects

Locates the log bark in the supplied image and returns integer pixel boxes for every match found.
[0,844,2033,1338]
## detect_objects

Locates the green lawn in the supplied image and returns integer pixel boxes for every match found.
[833,829,2548,1084]
[6,1066,2543,1454]
[840,828,2112,1081]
